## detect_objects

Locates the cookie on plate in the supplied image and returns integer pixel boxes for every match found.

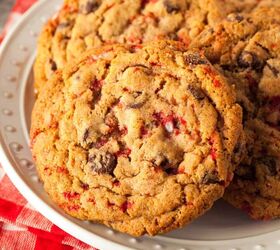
[34,0,260,93]
[191,5,280,220]
[30,40,242,236]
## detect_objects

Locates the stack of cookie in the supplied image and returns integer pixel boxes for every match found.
[30,0,280,236]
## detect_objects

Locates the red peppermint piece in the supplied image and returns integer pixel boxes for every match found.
[140,125,148,137]
[63,192,80,200]
[130,44,143,53]
[141,0,158,7]
[120,127,128,136]
[209,137,217,161]
[178,33,191,47]
[81,183,89,190]
[43,167,52,176]
[127,35,143,44]
[116,148,131,157]
[86,56,97,64]
[67,205,80,211]
[87,198,96,204]
[95,138,109,149]
[57,166,69,174]
[113,180,121,187]
[152,112,178,133]
[149,61,162,67]
[90,79,104,91]
[177,166,185,174]
[179,117,187,126]
[203,67,221,87]
[107,201,115,208]
[30,129,42,148]
[120,201,133,213]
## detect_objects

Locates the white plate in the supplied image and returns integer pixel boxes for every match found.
[0,1,280,249]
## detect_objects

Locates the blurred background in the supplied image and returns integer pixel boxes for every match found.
[0,0,15,31]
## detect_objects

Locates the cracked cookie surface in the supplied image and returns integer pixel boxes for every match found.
[190,3,280,220]
[34,0,259,92]
[30,41,242,236]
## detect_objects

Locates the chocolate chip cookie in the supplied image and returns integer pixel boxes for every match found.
[30,41,242,236]
[34,0,259,93]
[191,5,280,220]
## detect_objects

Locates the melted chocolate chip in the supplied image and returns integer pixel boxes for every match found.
[187,85,205,100]
[49,59,57,71]
[237,51,264,71]
[227,13,244,22]
[267,63,279,77]
[88,151,117,175]
[163,0,180,13]
[258,156,277,176]
[80,0,100,14]
[201,172,220,184]
[185,53,208,65]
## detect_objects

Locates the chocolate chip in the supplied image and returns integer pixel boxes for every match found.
[227,13,244,22]
[165,167,177,175]
[49,59,57,71]
[220,64,231,71]
[237,51,264,71]
[246,17,253,24]
[187,85,205,100]
[80,0,100,14]
[233,142,241,154]
[267,63,279,77]
[163,0,180,13]
[57,22,70,29]
[258,156,278,176]
[127,102,144,109]
[88,151,117,175]
[159,157,170,170]
[236,165,256,181]
[255,42,270,54]
[83,128,90,142]
[201,171,220,184]
[185,53,208,65]
[238,102,250,123]
[122,64,149,74]
[168,33,178,40]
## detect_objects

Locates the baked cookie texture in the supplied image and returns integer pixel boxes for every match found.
[34,0,260,93]
[191,4,280,220]
[30,41,242,236]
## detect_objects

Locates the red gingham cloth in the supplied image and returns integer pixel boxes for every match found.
[0,1,95,249]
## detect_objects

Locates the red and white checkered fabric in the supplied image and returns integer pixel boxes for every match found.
[0,1,95,249]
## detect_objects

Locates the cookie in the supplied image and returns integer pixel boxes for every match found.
[34,0,259,93]
[30,41,242,236]
[191,5,280,219]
